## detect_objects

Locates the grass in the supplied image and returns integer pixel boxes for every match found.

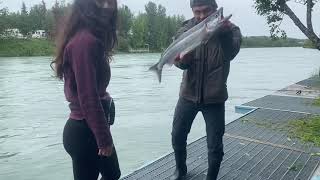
[241,118,286,130]
[0,38,149,57]
[0,38,54,57]
[287,116,320,146]
[308,75,320,89]
[313,97,320,106]
[241,116,320,147]
[288,164,304,172]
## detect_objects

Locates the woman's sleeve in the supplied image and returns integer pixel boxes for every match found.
[69,36,113,148]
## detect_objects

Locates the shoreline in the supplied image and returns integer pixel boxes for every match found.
[0,37,309,57]
[0,46,310,58]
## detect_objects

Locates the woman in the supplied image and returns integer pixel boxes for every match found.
[51,0,120,179]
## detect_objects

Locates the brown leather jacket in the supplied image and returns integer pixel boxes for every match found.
[174,18,242,104]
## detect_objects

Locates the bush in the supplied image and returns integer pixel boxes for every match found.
[303,39,316,49]
[0,38,54,57]
[117,36,130,52]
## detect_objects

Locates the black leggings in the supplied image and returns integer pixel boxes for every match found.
[63,119,121,180]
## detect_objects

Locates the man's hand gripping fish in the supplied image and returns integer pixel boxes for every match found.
[149,7,232,82]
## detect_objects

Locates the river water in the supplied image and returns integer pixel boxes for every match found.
[0,47,319,179]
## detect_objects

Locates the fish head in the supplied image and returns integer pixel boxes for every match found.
[206,12,232,33]
[204,8,223,30]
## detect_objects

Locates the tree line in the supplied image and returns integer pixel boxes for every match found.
[241,36,304,48]
[1,0,316,52]
[0,1,185,52]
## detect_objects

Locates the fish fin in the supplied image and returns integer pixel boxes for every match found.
[149,63,163,83]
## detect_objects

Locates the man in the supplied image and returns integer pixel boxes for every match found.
[171,0,242,179]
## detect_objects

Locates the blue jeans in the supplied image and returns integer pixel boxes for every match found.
[172,97,225,180]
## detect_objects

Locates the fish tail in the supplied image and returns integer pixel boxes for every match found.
[224,14,232,21]
[149,63,163,83]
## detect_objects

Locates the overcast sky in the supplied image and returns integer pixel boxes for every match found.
[2,0,319,38]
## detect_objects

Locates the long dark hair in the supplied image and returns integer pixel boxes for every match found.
[51,0,118,80]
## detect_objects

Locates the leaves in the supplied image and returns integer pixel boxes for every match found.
[254,0,288,38]
[254,0,319,45]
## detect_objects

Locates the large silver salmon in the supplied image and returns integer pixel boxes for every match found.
[149,8,231,82]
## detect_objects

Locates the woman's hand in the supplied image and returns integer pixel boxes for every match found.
[98,145,113,157]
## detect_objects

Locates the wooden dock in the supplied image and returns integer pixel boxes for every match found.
[122,77,320,180]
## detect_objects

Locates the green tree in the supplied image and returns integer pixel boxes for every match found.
[0,5,9,35]
[28,0,47,33]
[39,0,47,30]
[45,10,55,39]
[145,2,158,51]
[254,0,320,50]
[117,5,133,51]
[18,2,31,36]
[156,4,167,50]
[21,2,27,15]
[51,0,68,38]
[29,6,41,31]
[7,12,20,29]
[130,13,148,49]
[166,15,185,45]
[142,2,185,51]
[118,5,133,37]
